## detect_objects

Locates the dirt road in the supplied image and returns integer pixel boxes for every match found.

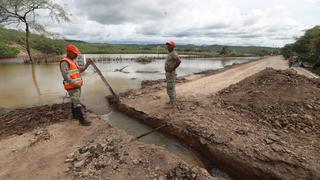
[114,56,320,179]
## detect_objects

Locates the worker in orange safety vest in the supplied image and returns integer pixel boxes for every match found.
[60,44,92,126]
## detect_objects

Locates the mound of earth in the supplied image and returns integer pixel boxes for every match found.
[217,68,320,134]
[0,103,72,139]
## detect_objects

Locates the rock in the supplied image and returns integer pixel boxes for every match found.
[268,134,280,142]
[133,159,139,165]
[74,160,85,168]
[264,138,273,144]
[152,95,161,100]
[79,146,89,154]
[79,171,89,177]
[304,114,313,120]
[112,165,118,170]
[235,129,248,135]
[64,167,71,172]
[67,152,75,159]
[64,158,75,163]
[274,120,282,128]
[155,166,160,171]
[306,104,313,109]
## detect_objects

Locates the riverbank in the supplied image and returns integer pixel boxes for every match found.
[110,56,320,179]
[0,103,215,180]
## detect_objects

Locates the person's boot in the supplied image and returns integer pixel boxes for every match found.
[74,106,91,126]
[71,103,77,119]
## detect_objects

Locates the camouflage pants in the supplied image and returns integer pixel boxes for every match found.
[67,88,81,107]
[166,72,177,101]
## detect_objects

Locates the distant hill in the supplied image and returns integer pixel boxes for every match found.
[0,27,279,58]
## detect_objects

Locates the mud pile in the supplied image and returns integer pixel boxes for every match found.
[217,68,320,134]
[0,103,72,139]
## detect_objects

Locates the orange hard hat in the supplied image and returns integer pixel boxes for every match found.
[166,41,176,47]
[66,44,81,54]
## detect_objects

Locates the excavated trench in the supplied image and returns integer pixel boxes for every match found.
[101,108,232,179]
[108,99,281,180]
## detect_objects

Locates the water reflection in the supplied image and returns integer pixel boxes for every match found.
[31,64,41,95]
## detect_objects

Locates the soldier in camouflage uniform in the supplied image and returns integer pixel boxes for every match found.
[165,41,181,106]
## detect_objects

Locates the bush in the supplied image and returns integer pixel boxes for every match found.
[0,42,19,58]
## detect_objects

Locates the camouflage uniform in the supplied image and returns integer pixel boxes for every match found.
[60,61,82,107]
[165,50,179,101]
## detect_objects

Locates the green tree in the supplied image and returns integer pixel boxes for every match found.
[281,44,294,59]
[0,0,69,62]
[283,26,320,63]
[0,41,19,57]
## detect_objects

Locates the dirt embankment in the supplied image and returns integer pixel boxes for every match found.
[113,68,320,180]
[217,68,320,134]
[0,103,71,139]
[0,103,215,180]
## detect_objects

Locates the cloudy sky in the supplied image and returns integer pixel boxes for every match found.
[39,0,320,47]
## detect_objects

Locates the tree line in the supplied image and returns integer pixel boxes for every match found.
[282,26,320,64]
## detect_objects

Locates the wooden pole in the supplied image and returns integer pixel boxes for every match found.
[90,61,120,102]
[130,124,168,142]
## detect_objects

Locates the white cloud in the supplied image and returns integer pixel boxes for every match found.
[33,0,320,46]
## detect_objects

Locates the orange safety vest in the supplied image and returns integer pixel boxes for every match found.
[61,57,83,90]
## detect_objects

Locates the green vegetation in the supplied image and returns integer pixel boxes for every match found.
[0,27,279,58]
[0,42,19,57]
[282,26,320,63]
[0,0,69,62]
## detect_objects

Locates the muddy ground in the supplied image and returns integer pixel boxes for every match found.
[114,64,320,179]
[0,103,215,180]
